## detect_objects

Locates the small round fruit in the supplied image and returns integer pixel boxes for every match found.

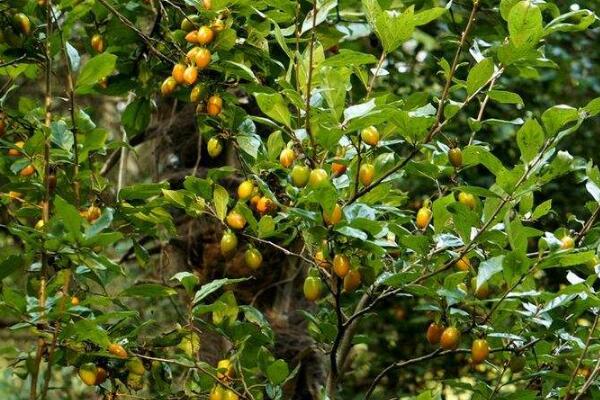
[226,211,246,230]
[458,192,476,209]
[455,256,471,272]
[331,162,347,177]
[245,248,263,270]
[172,63,186,84]
[440,327,461,350]
[90,34,105,53]
[185,30,199,43]
[472,278,490,299]
[190,84,206,102]
[108,343,128,359]
[220,232,238,256]
[161,77,177,96]
[183,65,198,85]
[127,358,146,375]
[359,163,375,186]
[95,367,108,385]
[448,147,463,168]
[237,181,254,200]
[250,195,261,210]
[361,126,379,146]
[308,168,328,188]
[333,254,351,278]
[196,26,215,45]
[216,359,234,380]
[415,207,432,230]
[315,251,329,268]
[343,269,362,293]
[207,95,223,117]
[87,205,101,222]
[207,137,223,158]
[194,48,212,69]
[560,235,575,250]
[202,0,212,9]
[71,296,80,306]
[20,165,35,177]
[181,15,200,32]
[303,276,321,301]
[223,389,239,400]
[211,19,226,33]
[471,339,489,364]
[279,148,296,168]
[323,204,342,226]
[78,363,98,386]
[14,13,31,36]
[8,141,24,156]
[426,322,445,345]
[256,197,274,215]
[186,47,200,62]
[35,220,45,230]
[291,165,310,187]
[210,385,225,400]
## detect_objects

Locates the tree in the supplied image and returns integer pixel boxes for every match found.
[1,0,600,399]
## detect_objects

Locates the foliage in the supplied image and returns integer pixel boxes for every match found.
[1,0,600,399]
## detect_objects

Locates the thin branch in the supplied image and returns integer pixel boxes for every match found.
[304,0,319,152]
[563,314,599,399]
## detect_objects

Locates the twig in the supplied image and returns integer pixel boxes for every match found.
[304,0,319,152]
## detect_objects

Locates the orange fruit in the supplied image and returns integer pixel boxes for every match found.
[172,63,186,84]
[91,34,106,53]
[196,26,215,45]
[343,269,362,292]
[323,204,342,226]
[183,65,198,85]
[207,95,223,117]
[279,148,296,168]
[226,211,246,230]
[359,163,375,186]
[20,165,35,177]
[333,254,350,278]
[361,126,379,146]
[8,141,24,157]
[426,322,445,345]
[455,256,471,272]
[440,327,461,350]
[161,77,177,96]
[331,162,347,177]
[108,343,128,359]
[194,48,212,69]
[256,197,274,215]
[471,339,490,364]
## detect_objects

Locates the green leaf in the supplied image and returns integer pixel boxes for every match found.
[54,196,81,239]
[119,182,169,200]
[584,97,600,117]
[541,105,580,136]
[516,119,544,163]
[76,53,117,89]
[213,185,229,221]
[254,93,292,128]
[61,319,110,347]
[508,1,543,49]
[488,90,524,105]
[121,284,177,298]
[363,0,416,53]
[476,256,504,290]
[466,58,494,96]
[171,272,199,293]
[51,120,74,151]
[193,277,249,304]
[266,359,289,385]
[320,49,378,68]
[122,98,151,137]
[0,255,26,281]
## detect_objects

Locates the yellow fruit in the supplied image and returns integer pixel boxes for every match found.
[223,389,240,400]
[183,65,198,85]
[14,13,31,36]
[237,181,254,200]
[190,84,206,102]
[458,192,476,209]
[217,359,235,380]
[207,95,223,117]
[361,126,379,146]
[197,26,215,45]
[448,148,463,168]
[314,251,329,268]
[71,296,80,306]
[127,358,145,375]
[207,137,223,158]
[440,327,460,350]
[455,256,471,271]
[194,48,212,69]
[256,197,274,215]
[415,207,432,230]
[333,254,351,278]
[211,19,226,33]
[210,385,225,400]
[323,204,342,226]
[279,148,296,168]
[359,163,375,186]
[426,322,445,345]
[471,339,489,364]
[172,63,186,84]
[34,219,45,230]
[87,205,101,222]
[560,235,575,250]
[226,211,246,230]
[108,343,128,359]
[308,168,328,188]
[244,248,263,270]
[343,269,362,293]
[161,77,177,96]
[220,232,238,256]
[291,165,311,187]
[90,34,106,53]
[78,363,98,386]
[303,276,321,301]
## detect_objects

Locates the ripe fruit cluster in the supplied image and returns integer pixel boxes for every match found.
[426,323,490,365]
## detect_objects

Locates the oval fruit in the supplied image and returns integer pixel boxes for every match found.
[217,359,234,380]
[226,211,246,230]
[471,338,490,364]
[207,137,223,158]
[314,251,329,268]
[343,269,362,293]
[458,192,476,209]
[171,63,186,83]
[181,15,200,32]
[71,296,80,306]
[472,277,490,299]
[127,358,146,375]
[303,276,321,301]
[14,13,31,36]
[211,19,226,33]
[20,165,35,177]
[440,326,461,350]
[361,126,379,146]
[279,148,296,168]
[256,197,274,215]
[331,162,347,177]
[333,254,350,278]
[194,48,212,69]
[448,147,463,168]
[223,389,239,400]
[190,84,206,102]
[185,30,199,43]
[91,34,105,53]
[197,26,215,45]
[108,343,128,359]
[87,205,101,222]
[78,363,98,386]
[323,204,342,226]
[161,77,177,96]
[207,95,223,117]
[415,207,432,230]
[308,168,328,188]
[8,141,24,156]
[455,256,471,272]
[237,181,254,200]
[95,367,108,385]
[183,65,198,85]
[291,165,310,187]
[220,232,238,256]
[202,0,212,9]
[244,248,263,270]
[426,322,445,345]
[359,163,375,186]
[210,385,225,400]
